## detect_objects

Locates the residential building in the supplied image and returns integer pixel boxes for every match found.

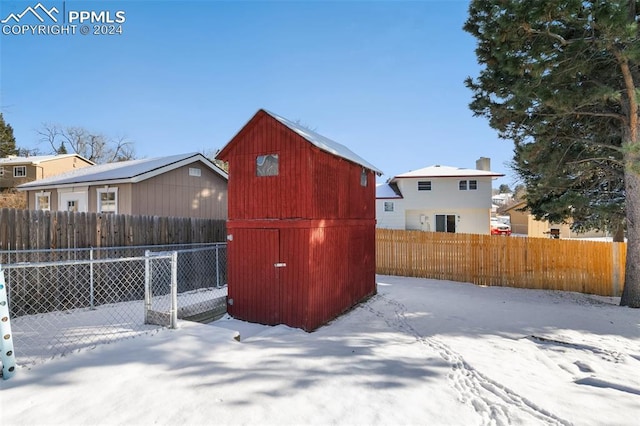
[17,153,228,219]
[376,159,503,234]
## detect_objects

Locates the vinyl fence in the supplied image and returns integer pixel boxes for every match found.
[376,229,627,297]
[1,244,227,368]
[0,208,227,250]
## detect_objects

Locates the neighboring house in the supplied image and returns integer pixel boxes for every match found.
[502,201,605,239]
[0,154,94,190]
[376,159,503,234]
[217,109,382,331]
[17,153,228,219]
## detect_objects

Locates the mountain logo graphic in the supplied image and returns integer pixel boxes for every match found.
[1,2,59,24]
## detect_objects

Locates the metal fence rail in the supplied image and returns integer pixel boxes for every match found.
[0,244,227,368]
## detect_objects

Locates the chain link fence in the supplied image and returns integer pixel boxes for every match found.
[0,244,227,368]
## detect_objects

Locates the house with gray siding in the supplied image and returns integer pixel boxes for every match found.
[17,153,228,219]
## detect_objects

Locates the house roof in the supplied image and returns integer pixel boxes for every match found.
[376,182,403,199]
[218,109,383,175]
[17,153,228,191]
[393,165,504,179]
[0,154,94,166]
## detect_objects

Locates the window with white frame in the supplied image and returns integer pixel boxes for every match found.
[459,180,478,190]
[35,192,51,211]
[13,166,26,177]
[384,201,394,212]
[189,167,201,177]
[97,188,118,213]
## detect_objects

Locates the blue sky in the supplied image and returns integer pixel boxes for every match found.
[0,0,515,187]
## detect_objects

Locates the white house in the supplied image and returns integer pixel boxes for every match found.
[376,159,504,234]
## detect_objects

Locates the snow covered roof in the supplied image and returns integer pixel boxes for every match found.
[264,110,383,175]
[394,165,503,179]
[0,154,93,166]
[17,153,227,190]
[376,183,403,199]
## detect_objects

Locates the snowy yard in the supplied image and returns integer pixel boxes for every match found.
[1,275,639,425]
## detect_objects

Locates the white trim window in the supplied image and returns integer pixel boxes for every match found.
[13,166,26,177]
[384,201,394,212]
[35,192,51,211]
[97,187,118,214]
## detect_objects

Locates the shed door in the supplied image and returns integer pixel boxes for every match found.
[228,228,281,324]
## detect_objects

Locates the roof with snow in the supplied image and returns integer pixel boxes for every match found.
[17,153,227,190]
[394,165,504,179]
[0,154,94,166]
[376,182,403,199]
[218,109,382,175]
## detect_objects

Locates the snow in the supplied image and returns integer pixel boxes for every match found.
[395,164,504,178]
[2,275,639,425]
[264,110,384,176]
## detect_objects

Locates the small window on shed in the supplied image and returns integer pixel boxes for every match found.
[384,201,394,212]
[189,167,201,177]
[459,180,468,190]
[469,180,477,190]
[360,169,368,187]
[256,154,279,176]
[418,181,431,191]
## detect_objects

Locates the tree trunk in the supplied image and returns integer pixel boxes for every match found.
[620,165,640,307]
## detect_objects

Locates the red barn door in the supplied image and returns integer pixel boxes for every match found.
[228,228,281,324]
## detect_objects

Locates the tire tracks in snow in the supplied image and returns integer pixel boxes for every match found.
[362,294,571,426]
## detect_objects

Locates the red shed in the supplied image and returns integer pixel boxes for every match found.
[217,109,382,331]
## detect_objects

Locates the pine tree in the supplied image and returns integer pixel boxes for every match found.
[0,113,17,157]
[464,0,640,307]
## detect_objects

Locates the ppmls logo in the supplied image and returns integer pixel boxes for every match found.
[2,2,126,36]
[1,2,59,23]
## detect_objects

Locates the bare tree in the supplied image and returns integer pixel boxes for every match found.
[38,124,135,164]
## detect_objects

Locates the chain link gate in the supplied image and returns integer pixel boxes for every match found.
[0,244,227,373]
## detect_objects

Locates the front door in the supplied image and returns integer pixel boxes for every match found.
[227,228,281,324]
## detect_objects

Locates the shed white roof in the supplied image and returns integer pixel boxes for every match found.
[0,154,93,165]
[264,110,383,175]
[17,153,227,190]
[394,165,503,179]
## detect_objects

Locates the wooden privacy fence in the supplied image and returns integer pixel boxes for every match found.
[0,208,227,250]
[376,229,627,297]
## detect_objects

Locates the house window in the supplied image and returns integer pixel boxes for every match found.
[360,169,368,187]
[35,192,51,211]
[189,167,201,177]
[384,202,394,212]
[97,188,118,214]
[435,214,456,233]
[418,181,431,191]
[459,180,478,190]
[13,166,26,177]
[256,154,279,176]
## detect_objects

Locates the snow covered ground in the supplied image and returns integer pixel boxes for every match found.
[1,275,639,425]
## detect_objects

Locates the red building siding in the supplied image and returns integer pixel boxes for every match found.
[219,110,378,331]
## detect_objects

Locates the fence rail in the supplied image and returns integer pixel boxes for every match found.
[376,229,627,297]
[0,208,227,250]
[1,244,227,367]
